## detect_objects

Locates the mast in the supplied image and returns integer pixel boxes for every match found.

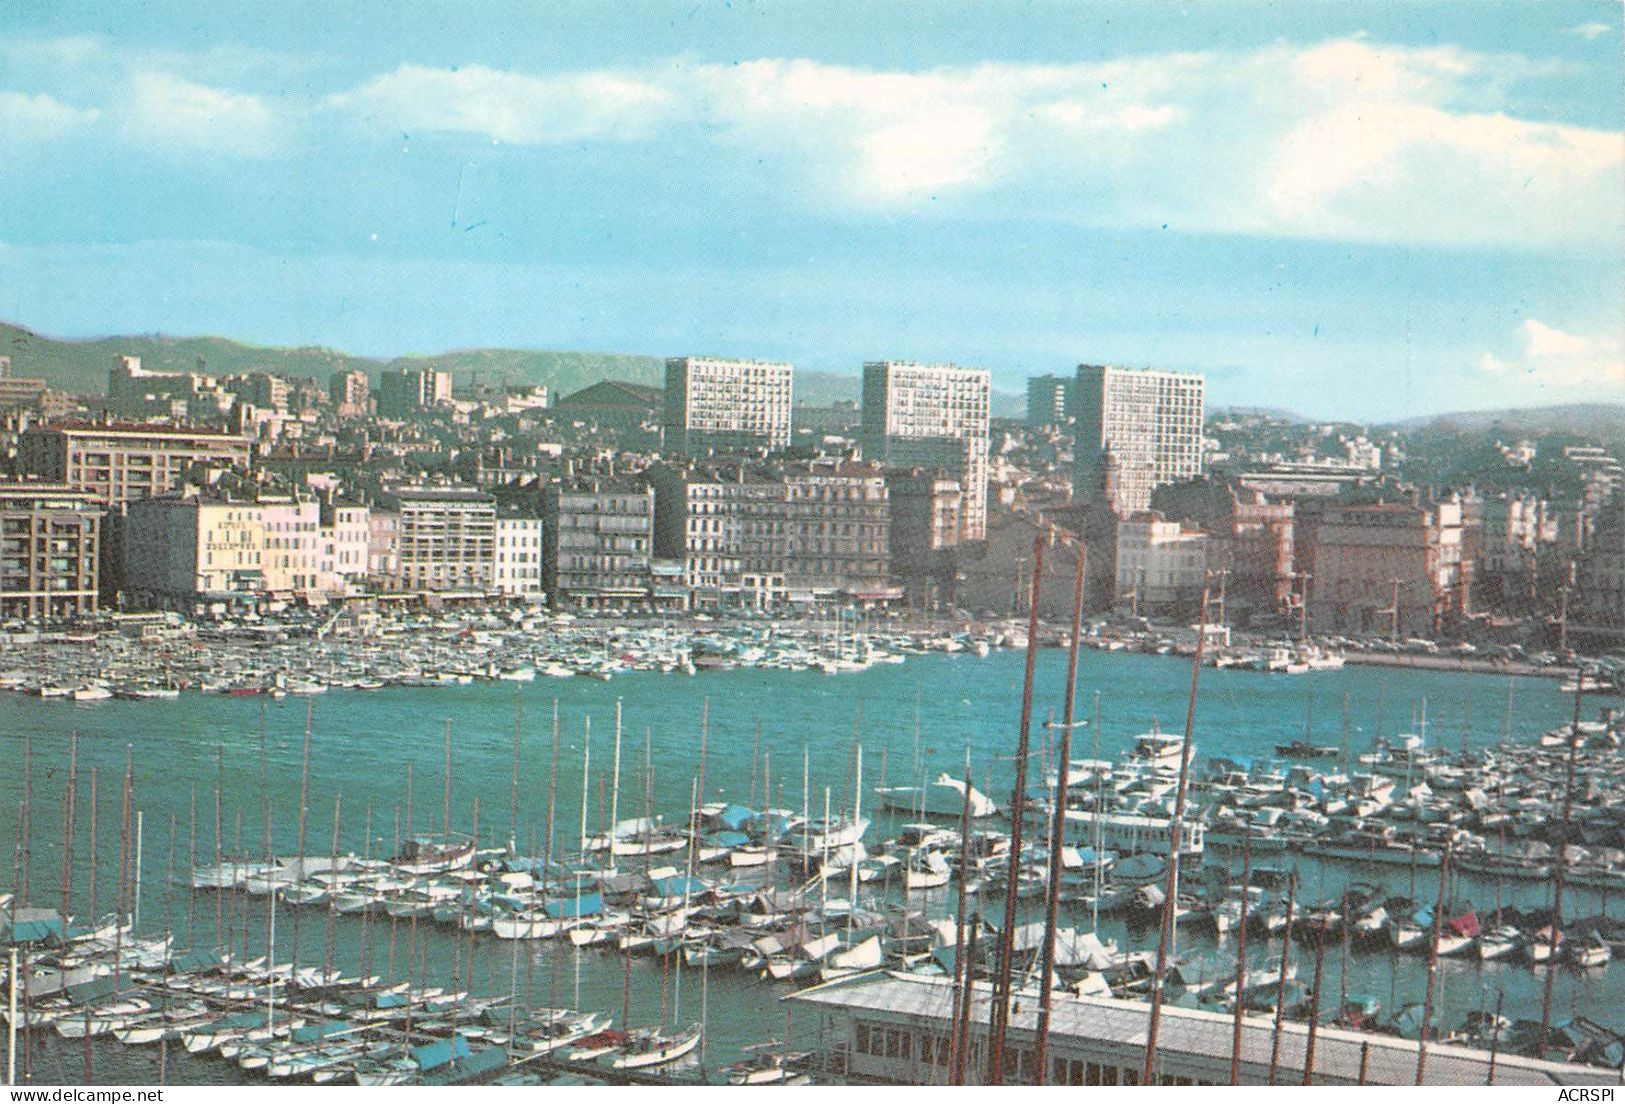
[1303,918,1329,1084]
[1142,573,1213,1086]
[1229,825,1251,1084]
[291,701,313,979]
[947,748,973,1085]
[608,699,623,870]
[1538,680,1584,1057]
[1415,840,1452,1083]
[988,522,1045,1085]
[443,718,453,844]
[58,733,77,923]
[579,716,591,860]
[1035,543,1085,1083]
[510,686,522,854]
[1266,871,1296,1084]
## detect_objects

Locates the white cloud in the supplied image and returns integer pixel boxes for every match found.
[1479,319,1625,394]
[321,42,1620,251]
[118,72,288,158]
[0,91,100,145]
[1566,22,1613,40]
[332,63,679,144]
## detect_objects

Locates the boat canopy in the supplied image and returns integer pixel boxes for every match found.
[544,892,603,919]
[412,1034,474,1073]
[649,874,709,899]
[421,1045,507,1085]
[715,805,756,831]
[290,1020,354,1044]
[2,908,66,945]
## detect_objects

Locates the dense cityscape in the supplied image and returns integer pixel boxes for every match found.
[0,344,1618,666]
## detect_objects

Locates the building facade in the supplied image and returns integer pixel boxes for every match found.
[1114,511,1212,615]
[0,483,103,622]
[662,356,794,455]
[543,480,655,608]
[1026,373,1075,427]
[494,512,545,598]
[394,487,496,594]
[17,422,253,506]
[375,368,452,417]
[329,370,371,418]
[652,462,894,606]
[1308,499,1466,637]
[860,361,990,542]
[885,470,963,607]
[1074,364,1205,514]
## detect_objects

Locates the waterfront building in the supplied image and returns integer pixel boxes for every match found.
[366,511,401,589]
[662,356,794,455]
[394,486,496,595]
[1114,510,1212,616]
[1073,364,1205,514]
[543,478,655,609]
[1307,498,1466,637]
[328,369,371,418]
[651,461,894,606]
[493,510,545,598]
[885,469,963,607]
[786,973,1613,1086]
[317,500,371,596]
[17,421,253,506]
[122,491,346,609]
[122,494,266,610]
[861,360,990,542]
[0,482,103,621]
[1026,373,1075,427]
[375,367,453,417]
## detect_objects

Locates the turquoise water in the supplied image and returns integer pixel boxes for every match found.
[3,649,1618,1083]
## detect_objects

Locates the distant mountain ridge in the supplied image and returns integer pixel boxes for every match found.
[0,320,1027,414]
[1385,403,1625,441]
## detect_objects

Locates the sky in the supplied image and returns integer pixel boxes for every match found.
[1,1,1621,421]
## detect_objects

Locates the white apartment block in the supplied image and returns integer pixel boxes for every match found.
[663,356,794,455]
[860,361,990,542]
[1074,364,1205,514]
[494,514,544,597]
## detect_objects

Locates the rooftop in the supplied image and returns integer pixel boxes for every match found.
[786,972,1613,1087]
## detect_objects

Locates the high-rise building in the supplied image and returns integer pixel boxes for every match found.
[376,368,452,417]
[860,361,990,542]
[1073,364,1205,514]
[662,356,794,455]
[329,370,371,418]
[17,422,253,506]
[0,483,104,622]
[1027,374,1075,427]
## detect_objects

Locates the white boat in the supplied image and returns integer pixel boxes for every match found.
[608,1024,702,1069]
[71,683,114,702]
[903,850,952,892]
[875,773,998,819]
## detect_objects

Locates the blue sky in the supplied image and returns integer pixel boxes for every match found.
[1,1,1620,420]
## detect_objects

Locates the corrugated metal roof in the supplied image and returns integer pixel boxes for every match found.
[786,973,1617,1086]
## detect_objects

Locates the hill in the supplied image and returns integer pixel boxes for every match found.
[1388,403,1625,442]
[0,321,1027,414]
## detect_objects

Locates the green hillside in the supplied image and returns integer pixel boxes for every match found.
[0,320,1024,414]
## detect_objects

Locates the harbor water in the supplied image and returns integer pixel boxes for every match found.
[3,647,1619,1083]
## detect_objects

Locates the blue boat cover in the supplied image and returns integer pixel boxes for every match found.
[716,805,756,831]
[412,1034,473,1072]
[290,1020,352,1044]
[705,831,752,847]
[544,892,603,919]
[649,875,708,898]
